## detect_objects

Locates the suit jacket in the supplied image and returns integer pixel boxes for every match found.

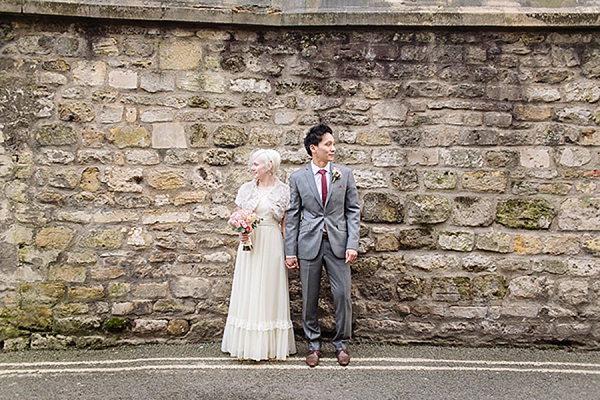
[285,163,360,260]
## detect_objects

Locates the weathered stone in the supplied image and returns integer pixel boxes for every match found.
[476,232,512,253]
[35,226,75,250]
[357,130,392,146]
[438,231,475,252]
[462,170,507,192]
[472,275,506,300]
[532,259,568,275]
[72,61,106,86]
[396,275,425,301]
[173,277,211,298]
[441,149,483,168]
[558,280,589,305]
[424,170,457,190]
[361,192,403,223]
[432,277,471,302]
[404,253,462,271]
[371,148,406,167]
[230,78,271,93]
[514,235,543,255]
[397,228,435,250]
[147,169,186,190]
[567,259,600,276]
[152,123,186,148]
[132,283,169,299]
[80,229,123,249]
[405,195,451,225]
[214,125,246,148]
[18,246,61,268]
[372,101,407,127]
[132,319,168,334]
[558,197,600,231]
[159,41,202,70]
[353,170,387,189]
[107,126,151,148]
[375,235,399,252]
[496,199,554,230]
[390,169,419,191]
[103,167,143,192]
[68,285,105,299]
[20,283,65,306]
[543,235,580,255]
[142,211,191,225]
[36,124,77,146]
[167,319,190,336]
[509,276,553,299]
[58,102,94,122]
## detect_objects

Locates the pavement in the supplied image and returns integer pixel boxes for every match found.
[1,341,599,399]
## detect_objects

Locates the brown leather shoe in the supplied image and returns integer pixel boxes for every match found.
[306,350,322,367]
[336,349,350,366]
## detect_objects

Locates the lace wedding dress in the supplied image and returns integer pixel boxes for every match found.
[221,183,296,360]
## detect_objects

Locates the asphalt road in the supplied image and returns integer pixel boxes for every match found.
[1,342,599,400]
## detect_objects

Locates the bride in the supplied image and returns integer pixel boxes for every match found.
[221,149,297,360]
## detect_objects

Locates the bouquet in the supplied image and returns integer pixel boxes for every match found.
[228,209,262,251]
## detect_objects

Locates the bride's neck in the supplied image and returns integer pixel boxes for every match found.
[258,176,275,188]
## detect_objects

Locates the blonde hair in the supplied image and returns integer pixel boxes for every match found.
[249,149,281,174]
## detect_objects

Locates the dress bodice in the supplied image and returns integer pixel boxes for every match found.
[255,191,278,227]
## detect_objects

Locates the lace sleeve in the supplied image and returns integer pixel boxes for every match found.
[235,181,258,211]
[267,179,290,222]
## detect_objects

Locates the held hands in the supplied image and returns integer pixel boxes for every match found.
[345,249,358,264]
[239,233,249,244]
[285,257,298,270]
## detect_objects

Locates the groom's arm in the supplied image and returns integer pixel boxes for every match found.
[344,169,360,260]
[285,174,301,266]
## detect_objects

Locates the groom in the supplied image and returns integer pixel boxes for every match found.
[285,124,361,367]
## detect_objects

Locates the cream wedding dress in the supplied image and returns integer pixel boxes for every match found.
[221,189,296,360]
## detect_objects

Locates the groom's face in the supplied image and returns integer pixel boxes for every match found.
[311,133,336,164]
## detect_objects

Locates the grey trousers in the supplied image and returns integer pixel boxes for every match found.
[299,237,352,351]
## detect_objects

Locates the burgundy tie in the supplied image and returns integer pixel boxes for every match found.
[318,169,327,204]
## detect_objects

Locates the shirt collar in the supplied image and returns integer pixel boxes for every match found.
[311,161,330,175]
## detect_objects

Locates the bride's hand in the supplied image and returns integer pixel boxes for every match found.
[239,233,249,243]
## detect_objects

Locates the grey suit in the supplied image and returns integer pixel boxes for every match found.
[285,163,360,351]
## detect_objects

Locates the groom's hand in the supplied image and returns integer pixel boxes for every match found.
[285,257,298,270]
[345,249,357,264]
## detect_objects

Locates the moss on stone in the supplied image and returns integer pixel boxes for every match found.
[103,317,129,332]
[496,199,554,230]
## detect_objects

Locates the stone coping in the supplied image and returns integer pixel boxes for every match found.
[1,1,600,27]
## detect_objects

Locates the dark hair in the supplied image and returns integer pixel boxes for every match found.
[304,124,333,156]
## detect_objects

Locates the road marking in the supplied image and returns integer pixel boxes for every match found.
[1,357,600,376]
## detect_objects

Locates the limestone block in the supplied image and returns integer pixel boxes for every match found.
[140,72,175,93]
[375,235,399,251]
[108,283,131,298]
[372,101,408,127]
[438,231,475,252]
[405,195,451,225]
[357,130,392,146]
[147,169,186,190]
[107,126,151,148]
[107,70,137,90]
[142,211,191,225]
[558,148,591,167]
[18,246,61,268]
[112,302,134,315]
[230,78,271,93]
[543,235,580,255]
[476,232,512,253]
[514,235,543,255]
[554,107,594,125]
[361,192,403,223]
[1,225,34,246]
[36,124,77,146]
[132,319,168,334]
[204,252,231,263]
[68,285,105,300]
[92,38,118,56]
[67,252,97,265]
[247,126,279,147]
[167,319,190,336]
[126,227,152,248]
[152,123,187,149]
[513,105,552,121]
[559,197,600,231]
[558,280,589,305]
[424,170,457,190]
[132,283,169,299]
[92,210,139,224]
[390,169,419,191]
[432,277,471,302]
[20,283,65,306]
[173,277,211,298]
[484,112,512,128]
[371,148,406,167]
[396,275,425,301]
[525,86,561,102]
[160,41,202,70]
[532,259,568,275]
[35,226,75,250]
[404,253,461,271]
[508,276,553,299]
[141,109,174,123]
[472,274,506,300]
[462,254,495,273]
[5,181,29,203]
[441,149,483,168]
[99,105,123,124]
[58,102,94,122]
[362,82,400,99]
[124,150,160,165]
[496,199,554,230]
[353,170,387,189]
[445,112,483,126]
[103,167,143,192]
[567,259,600,276]
[462,170,507,192]
[501,304,540,318]
[80,229,123,249]
[17,306,53,330]
[189,124,210,148]
[563,82,600,103]
[72,61,107,86]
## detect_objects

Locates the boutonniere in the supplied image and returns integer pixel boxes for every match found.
[332,167,342,182]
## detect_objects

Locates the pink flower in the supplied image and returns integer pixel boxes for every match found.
[332,167,342,182]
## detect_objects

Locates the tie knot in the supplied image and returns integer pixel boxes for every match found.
[318,169,326,176]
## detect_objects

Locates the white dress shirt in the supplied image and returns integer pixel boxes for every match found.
[311,161,331,200]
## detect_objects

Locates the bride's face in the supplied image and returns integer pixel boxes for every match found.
[251,157,270,181]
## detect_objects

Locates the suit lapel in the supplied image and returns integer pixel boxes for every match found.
[324,164,336,208]
[302,165,323,209]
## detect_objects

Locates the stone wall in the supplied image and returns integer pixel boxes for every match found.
[2,14,600,351]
